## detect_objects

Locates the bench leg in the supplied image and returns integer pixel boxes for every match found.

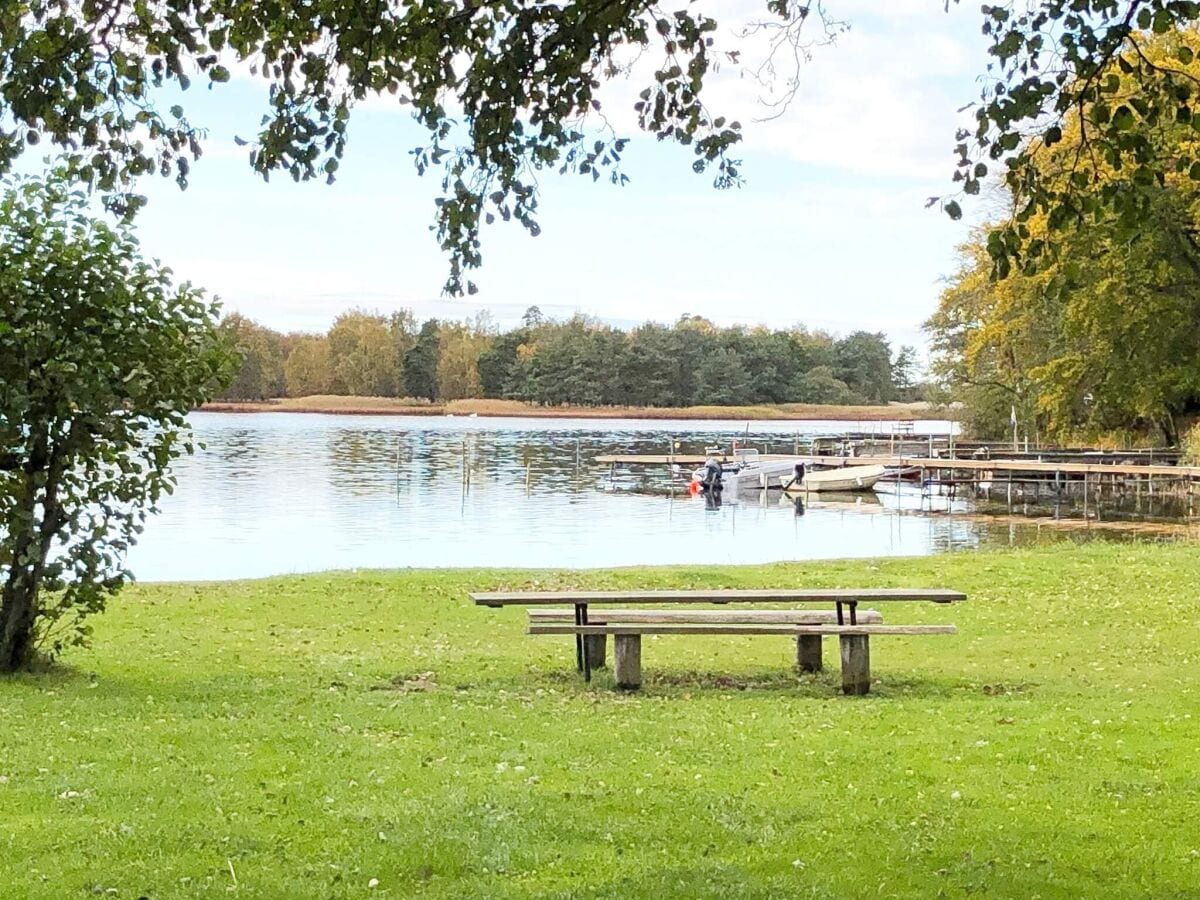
[796,635,822,673]
[614,634,642,690]
[839,635,871,696]
[584,634,608,670]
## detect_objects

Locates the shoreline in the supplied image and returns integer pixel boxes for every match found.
[198,396,940,422]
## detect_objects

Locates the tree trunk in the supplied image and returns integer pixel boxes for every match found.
[0,579,38,673]
[0,427,56,673]
[1161,413,1179,447]
[0,496,42,672]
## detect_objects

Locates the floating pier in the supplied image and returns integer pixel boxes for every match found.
[596,451,1200,500]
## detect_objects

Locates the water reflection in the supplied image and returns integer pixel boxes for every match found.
[126,412,1193,582]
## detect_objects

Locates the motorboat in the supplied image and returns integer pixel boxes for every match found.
[779,463,890,493]
[690,448,805,494]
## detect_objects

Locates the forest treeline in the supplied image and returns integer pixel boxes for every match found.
[218,307,921,408]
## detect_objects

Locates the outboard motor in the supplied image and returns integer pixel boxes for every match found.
[700,456,724,493]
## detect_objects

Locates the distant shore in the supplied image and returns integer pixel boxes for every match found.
[198,395,939,422]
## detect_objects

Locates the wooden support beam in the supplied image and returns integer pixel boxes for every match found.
[797,635,822,673]
[839,634,871,696]
[614,634,642,690]
[584,634,607,669]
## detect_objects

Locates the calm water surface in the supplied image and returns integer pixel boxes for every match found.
[129,413,1181,581]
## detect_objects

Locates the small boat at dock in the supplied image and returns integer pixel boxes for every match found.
[780,463,890,493]
[690,448,805,494]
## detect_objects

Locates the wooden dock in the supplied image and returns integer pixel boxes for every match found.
[787,455,1200,479]
[596,452,1200,479]
[595,453,760,466]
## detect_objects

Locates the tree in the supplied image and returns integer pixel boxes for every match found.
[521,306,547,329]
[618,324,682,407]
[693,348,754,406]
[477,329,527,398]
[218,314,285,400]
[931,200,1200,442]
[0,0,756,294]
[834,332,894,404]
[789,366,858,406]
[12,3,1195,293]
[389,310,419,396]
[327,310,400,396]
[950,5,1200,278]
[436,320,490,400]
[891,345,920,402]
[0,175,229,672]
[285,336,335,397]
[930,28,1200,444]
[405,320,441,401]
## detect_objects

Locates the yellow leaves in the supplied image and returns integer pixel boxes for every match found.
[436,322,487,400]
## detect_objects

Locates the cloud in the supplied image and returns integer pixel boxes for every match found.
[584,1,983,182]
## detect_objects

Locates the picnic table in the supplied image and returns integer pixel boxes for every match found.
[472,588,966,695]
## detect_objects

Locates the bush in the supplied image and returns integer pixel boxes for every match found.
[1181,423,1200,463]
[0,174,231,671]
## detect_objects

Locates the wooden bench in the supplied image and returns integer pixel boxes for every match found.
[528,607,885,674]
[472,589,965,695]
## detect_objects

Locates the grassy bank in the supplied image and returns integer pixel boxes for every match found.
[3,543,1198,898]
[199,395,932,421]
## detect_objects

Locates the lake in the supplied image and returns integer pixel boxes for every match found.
[128,412,1186,581]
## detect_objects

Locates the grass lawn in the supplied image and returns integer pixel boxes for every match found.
[2,542,1198,898]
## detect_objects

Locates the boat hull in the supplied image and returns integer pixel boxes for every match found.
[780,464,889,493]
[691,457,809,493]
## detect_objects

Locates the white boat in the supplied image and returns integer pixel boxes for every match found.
[690,448,805,494]
[779,463,890,493]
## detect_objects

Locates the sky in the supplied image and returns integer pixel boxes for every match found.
[125,0,991,356]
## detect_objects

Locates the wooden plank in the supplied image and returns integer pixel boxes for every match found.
[595,454,738,466]
[528,608,884,624]
[527,624,956,636]
[473,588,966,606]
